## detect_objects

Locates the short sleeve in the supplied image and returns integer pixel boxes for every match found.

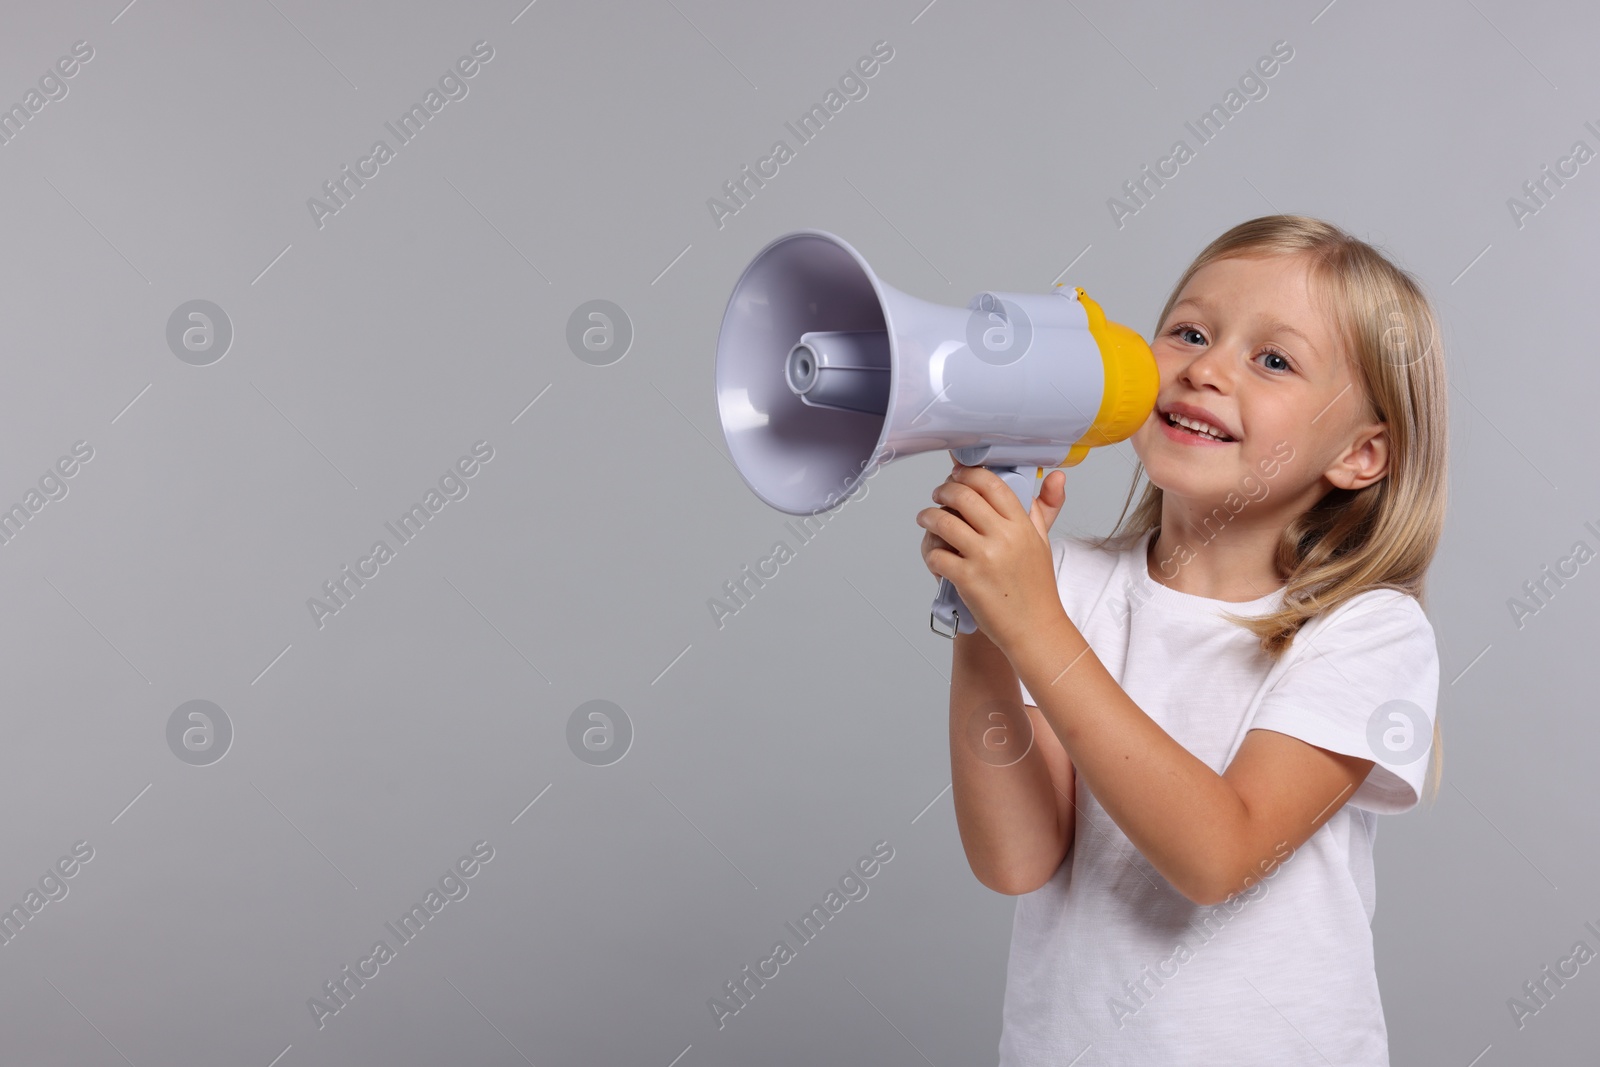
[1018,537,1069,708]
[1248,590,1439,814]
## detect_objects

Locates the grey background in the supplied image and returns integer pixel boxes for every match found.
[0,0,1593,1063]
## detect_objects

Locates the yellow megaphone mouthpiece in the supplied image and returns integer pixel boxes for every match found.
[1056,287,1160,467]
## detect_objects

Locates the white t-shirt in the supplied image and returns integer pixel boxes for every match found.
[1001,527,1438,1067]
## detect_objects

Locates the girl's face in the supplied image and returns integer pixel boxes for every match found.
[1129,252,1386,510]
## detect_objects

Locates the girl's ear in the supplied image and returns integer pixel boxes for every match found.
[1326,421,1389,491]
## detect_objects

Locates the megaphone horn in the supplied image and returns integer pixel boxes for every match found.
[715,229,1157,638]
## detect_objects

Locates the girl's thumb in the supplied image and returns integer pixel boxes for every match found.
[1030,469,1066,536]
[1040,469,1066,509]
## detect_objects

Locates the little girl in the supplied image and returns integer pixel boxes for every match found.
[917,215,1447,1065]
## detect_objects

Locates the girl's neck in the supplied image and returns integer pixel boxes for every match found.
[1146,507,1288,603]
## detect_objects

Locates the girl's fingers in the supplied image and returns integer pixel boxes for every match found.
[920,528,949,560]
[952,464,1030,523]
[1041,469,1066,508]
[1030,470,1066,539]
[932,479,1001,536]
[918,503,980,556]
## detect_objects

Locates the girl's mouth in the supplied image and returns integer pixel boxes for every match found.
[1158,410,1236,445]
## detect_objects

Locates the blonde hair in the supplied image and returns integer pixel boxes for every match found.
[1093,215,1449,801]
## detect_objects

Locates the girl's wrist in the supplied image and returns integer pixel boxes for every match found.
[953,626,1012,678]
[999,606,1080,692]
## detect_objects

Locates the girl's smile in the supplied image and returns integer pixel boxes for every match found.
[1156,404,1238,446]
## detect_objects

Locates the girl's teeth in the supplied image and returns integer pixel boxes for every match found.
[1167,413,1230,440]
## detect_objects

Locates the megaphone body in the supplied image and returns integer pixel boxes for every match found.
[715,230,1157,638]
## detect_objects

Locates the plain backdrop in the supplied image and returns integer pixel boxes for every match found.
[0,0,1594,1064]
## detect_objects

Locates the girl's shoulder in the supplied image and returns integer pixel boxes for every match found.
[1283,585,1439,678]
[1302,585,1432,637]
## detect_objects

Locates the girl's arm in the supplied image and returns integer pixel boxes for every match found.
[948,626,1076,896]
[1003,611,1372,906]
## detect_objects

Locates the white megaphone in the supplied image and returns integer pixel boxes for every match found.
[715,230,1157,639]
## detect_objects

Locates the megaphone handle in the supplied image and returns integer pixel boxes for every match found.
[930,465,1037,639]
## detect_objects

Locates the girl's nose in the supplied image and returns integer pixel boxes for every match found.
[1179,344,1232,391]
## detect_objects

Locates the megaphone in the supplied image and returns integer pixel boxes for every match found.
[715,229,1157,639]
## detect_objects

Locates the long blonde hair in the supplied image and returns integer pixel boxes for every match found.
[1094,215,1450,801]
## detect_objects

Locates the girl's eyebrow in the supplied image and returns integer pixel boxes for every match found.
[1171,296,1321,364]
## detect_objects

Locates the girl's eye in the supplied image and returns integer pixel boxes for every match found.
[1256,350,1291,373]
[1167,323,1294,374]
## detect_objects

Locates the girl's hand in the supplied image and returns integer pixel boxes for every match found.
[917,456,1067,649]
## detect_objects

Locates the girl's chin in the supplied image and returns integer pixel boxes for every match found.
[1133,456,1227,497]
